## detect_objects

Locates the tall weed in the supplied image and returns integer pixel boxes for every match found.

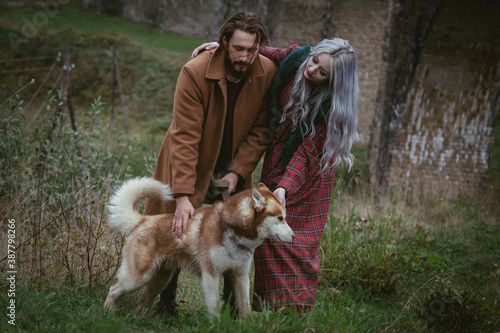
[320,180,426,297]
[0,94,149,290]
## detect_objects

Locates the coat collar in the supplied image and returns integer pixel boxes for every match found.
[205,47,267,81]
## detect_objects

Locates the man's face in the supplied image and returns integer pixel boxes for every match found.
[223,29,259,79]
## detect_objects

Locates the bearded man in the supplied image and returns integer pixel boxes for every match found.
[144,12,277,317]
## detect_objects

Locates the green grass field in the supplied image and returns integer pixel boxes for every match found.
[1,2,499,332]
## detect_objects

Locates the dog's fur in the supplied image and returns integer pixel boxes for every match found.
[104,177,295,317]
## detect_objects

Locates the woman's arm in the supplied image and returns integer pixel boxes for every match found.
[259,44,300,67]
[277,122,331,199]
[190,42,301,66]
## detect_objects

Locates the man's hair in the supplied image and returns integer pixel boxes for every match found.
[218,12,270,48]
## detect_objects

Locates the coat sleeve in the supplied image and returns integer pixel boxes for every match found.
[228,63,278,183]
[228,96,271,181]
[168,65,205,195]
[277,123,332,199]
[259,45,301,67]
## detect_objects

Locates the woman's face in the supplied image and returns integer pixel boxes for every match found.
[304,52,331,85]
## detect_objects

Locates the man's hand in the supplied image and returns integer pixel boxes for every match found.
[172,195,194,238]
[220,172,239,199]
[273,187,286,207]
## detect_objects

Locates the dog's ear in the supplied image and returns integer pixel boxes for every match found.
[252,189,267,212]
[257,183,270,192]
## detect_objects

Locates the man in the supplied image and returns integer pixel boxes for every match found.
[144,12,277,316]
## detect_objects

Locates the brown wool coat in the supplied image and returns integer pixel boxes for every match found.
[145,47,277,215]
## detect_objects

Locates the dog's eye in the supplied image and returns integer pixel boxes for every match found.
[278,216,284,221]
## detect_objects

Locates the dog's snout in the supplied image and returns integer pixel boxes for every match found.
[292,232,296,239]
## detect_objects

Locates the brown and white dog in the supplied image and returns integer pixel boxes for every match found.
[104,177,295,317]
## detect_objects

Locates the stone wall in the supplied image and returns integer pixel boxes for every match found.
[368,0,445,197]
[381,0,500,199]
[122,0,158,23]
[266,0,332,48]
[330,0,387,144]
[145,0,268,41]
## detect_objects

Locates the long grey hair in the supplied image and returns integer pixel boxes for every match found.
[281,38,359,172]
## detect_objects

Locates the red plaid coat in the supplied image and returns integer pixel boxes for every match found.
[253,45,335,311]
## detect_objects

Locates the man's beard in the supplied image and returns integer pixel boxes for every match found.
[224,53,254,80]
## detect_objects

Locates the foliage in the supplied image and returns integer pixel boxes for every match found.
[412,276,496,332]
[0,100,28,198]
[317,170,500,332]
[320,185,427,297]
[1,2,203,155]
[0,94,152,290]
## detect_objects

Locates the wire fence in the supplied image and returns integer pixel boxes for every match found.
[1,49,129,135]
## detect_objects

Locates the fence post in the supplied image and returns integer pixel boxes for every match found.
[111,47,116,134]
[61,49,77,132]
[112,46,130,135]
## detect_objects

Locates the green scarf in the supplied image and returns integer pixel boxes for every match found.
[268,45,329,167]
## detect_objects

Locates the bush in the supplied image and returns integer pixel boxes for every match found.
[0,94,152,290]
[415,276,495,332]
[320,184,427,297]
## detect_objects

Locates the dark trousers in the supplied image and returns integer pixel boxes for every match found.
[159,268,236,312]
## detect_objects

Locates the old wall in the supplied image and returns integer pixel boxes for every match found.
[368,0,444,197]
[330,0,387,144]
[266,0,332,48]
[122,0,158,23]
[84,0,268,39]
[384,0,500,198]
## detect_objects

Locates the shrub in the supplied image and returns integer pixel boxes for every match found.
[320,181,427,297]
[415,276,494,332]
[0,94,151,290]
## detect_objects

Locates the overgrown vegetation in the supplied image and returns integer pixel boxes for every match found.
[1,2,499,332]
[0,1,204,156]
[0,96,138,289]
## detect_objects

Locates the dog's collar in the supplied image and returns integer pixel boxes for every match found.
[224,227,255,255]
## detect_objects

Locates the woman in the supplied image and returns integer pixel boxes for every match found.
[192,38,359,312]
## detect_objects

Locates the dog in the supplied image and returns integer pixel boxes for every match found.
[104,177,295,317]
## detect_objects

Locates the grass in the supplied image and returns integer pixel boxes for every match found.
[1,2,500,332]
[1,1,205,53]
[1,1,204,157]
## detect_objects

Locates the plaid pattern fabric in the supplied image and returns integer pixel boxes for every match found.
[259,45,300,113]
[253,46,335,311]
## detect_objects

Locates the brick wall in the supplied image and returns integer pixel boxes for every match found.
[368,0,445,197]
[267,0,332,48]
[386,0,500,198]
[330,0,387,144]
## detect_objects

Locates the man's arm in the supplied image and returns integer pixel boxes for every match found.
[168,64,205,237]
[228,61,278,183]
[168,65,205,195]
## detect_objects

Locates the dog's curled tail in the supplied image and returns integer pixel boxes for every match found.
[107,177,173,235]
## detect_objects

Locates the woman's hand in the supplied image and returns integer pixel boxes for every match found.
[191,41,220,58]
